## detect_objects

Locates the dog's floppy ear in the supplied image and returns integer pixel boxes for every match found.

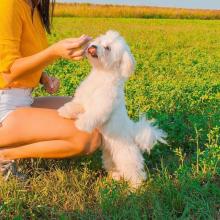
[120,50,135,78]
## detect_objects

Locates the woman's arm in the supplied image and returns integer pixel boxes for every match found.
[3,35,92,84]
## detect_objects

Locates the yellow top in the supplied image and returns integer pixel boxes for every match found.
[0,0,48,88]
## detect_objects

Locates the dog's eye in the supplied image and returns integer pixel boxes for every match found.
[104,46,111,51]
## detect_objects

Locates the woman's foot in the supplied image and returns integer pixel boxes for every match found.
[0,159,14,180]
[0,159,27,181]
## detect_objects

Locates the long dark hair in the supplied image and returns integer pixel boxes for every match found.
[32,0,55,34]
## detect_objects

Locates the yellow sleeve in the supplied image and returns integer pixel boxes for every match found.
[0,0,22,74]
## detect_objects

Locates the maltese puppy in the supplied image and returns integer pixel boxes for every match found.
[58,30,167,187]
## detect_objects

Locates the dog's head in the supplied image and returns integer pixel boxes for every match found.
[86,30,135,79]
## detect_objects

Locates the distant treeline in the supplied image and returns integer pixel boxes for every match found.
[54,3,220,20]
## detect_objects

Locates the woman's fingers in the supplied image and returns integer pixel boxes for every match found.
[65,35,87,42]
[50,78,60,93]
[50,35,92,60]
[44,76,60,94]
[68,35,92,49]
[52,78,60,90]
[69,41,91,59]
[72,56,84,61]
[70,48,86,58]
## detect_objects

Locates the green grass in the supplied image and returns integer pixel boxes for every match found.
[0,18,220,219]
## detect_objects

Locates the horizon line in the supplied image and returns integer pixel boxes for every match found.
[56,2,220,11]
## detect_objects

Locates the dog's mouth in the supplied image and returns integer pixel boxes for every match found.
[87,45,98,58]
[91,54,98,58]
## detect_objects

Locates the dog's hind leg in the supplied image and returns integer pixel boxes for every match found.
[109,142,147,187]
[102,147,115,171]
[102,146,124,181]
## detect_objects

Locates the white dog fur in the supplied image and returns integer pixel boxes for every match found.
[58,30,167,187]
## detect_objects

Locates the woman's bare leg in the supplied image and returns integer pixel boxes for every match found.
[0,97,101,160]
[1,136,100,160]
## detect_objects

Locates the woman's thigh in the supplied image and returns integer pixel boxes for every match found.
[32,96,72,109]
[0,107,92,148]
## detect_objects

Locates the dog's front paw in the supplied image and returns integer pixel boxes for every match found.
[58,105,71,119]
[75,118,94,133]
[58,102,84,119]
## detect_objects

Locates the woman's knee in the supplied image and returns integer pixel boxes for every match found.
[68,129,102,156]
[88,129,102,154]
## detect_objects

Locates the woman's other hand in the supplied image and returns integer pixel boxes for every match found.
[49,35,92,61]
[40,72,60,94]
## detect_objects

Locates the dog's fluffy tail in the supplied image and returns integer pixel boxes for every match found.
[134,117,167,153]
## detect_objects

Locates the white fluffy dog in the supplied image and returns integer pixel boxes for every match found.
[58,30,167,187]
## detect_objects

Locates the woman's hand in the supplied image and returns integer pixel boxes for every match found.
[49,35,92,61]
[7,35,92,83]
[40,72,60,94]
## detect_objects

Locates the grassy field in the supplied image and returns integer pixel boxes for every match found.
[54,3,220,20]
[0,17,220,219]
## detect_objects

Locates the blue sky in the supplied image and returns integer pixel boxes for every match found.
[57,0,220,10]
